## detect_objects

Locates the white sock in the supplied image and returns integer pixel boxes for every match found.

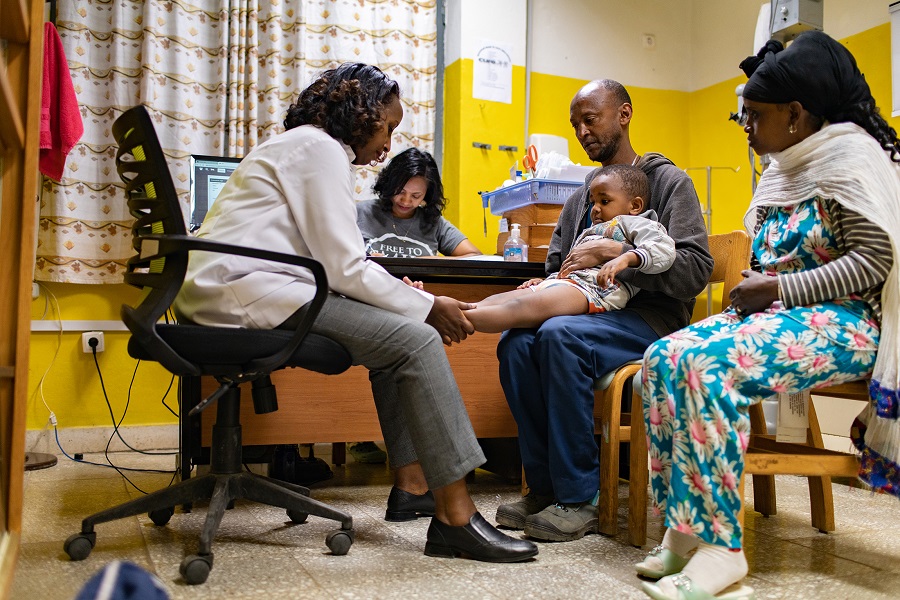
[638,528,698,573]
[658,543,748,597]
[663,528,699,558]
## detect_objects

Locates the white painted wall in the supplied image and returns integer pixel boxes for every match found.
[445,1,891,92]
[692,0,892,91]
[825,0,891,41]
[529,0,695,90]
[690,1,769,91]
[444,0,527,65]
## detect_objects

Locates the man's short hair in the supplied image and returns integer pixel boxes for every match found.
[596,79,632,107]
[595,164,649,201]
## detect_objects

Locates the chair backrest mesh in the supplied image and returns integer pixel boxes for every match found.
[113,106,199,375]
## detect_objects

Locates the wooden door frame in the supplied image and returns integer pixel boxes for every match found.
[0,0,45,595]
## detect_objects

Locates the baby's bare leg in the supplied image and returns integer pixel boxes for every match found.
[467,284,589,333]
[474,287,535,307]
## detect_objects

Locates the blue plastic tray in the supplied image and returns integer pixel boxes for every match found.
[480,179,581,216]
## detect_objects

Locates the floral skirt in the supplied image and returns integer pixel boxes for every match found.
[642,299,878,548]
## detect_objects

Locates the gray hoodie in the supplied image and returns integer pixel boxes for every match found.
[546,152,713,336]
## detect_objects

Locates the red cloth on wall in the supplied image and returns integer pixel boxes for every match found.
[40,22,83,182]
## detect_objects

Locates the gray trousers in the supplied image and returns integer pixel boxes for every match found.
[283,293,485,489]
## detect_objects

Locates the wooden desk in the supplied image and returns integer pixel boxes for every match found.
[181,258,545,473]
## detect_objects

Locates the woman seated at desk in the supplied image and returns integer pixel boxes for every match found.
[357,147,481,258]
[351,148,482,490]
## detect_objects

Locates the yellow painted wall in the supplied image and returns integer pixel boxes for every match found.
[28,282,177,431]
[443,24,896,321]
[685,24,898,241]
[525,72,583,167]
[511,73,734,235]
[445,66,694,256]
[447,24,897,248]
[685,74,752,236]
[844,24,894,127]
[29,23,898,432]
[442,60,528,255]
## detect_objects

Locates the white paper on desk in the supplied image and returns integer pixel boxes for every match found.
[473,39,512,104]
[456,254,505,262]
[775,390,810,443]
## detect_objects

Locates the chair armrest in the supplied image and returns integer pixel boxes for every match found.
[141,234,332,375]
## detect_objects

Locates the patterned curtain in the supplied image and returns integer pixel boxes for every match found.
[36,0,437,284]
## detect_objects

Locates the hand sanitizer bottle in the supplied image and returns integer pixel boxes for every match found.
[504,223,529,262]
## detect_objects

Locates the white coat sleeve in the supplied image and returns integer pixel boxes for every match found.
[276,136,434,322]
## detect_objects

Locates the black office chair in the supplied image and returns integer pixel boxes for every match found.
[63,105,355,585]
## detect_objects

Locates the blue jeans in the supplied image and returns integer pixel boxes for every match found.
[498,311,659,503]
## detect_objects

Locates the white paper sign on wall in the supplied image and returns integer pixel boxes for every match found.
[472,39,513,104]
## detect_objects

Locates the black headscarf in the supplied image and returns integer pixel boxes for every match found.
[740,30,873,124]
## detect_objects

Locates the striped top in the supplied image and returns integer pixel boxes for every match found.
[752,199,893,323]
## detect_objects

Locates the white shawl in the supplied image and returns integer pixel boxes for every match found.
[744,122,900,484]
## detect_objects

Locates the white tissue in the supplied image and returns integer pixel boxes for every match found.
[534,151,575,179]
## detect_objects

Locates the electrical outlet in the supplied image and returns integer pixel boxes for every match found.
[82,331,105,353]
[32,282,40,299]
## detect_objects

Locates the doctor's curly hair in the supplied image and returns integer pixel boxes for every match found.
[284,63,400,149]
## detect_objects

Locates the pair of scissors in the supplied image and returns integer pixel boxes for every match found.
[523,145,538,177]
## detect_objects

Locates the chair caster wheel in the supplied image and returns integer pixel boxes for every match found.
[287,508,308,524]
[64,532,96,561]
[326,529,354,555]
[180,553,213,585]
[149,507,174,526]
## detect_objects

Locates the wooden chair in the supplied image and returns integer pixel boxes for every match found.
[595,230,752,547]
[744,380,866,533]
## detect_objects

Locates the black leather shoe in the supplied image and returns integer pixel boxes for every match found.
[424,512,539,563]
[385,486,436,522]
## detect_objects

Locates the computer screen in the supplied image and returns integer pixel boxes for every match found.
[189,154,241,231]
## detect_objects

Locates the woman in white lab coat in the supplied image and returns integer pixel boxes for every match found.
[174,63,537,563]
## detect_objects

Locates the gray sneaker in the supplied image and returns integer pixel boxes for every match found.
[523,501,599,542]
[495,493,554,530]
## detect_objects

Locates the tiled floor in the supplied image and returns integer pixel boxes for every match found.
[11,445,900,599]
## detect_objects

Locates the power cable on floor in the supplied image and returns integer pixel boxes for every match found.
[28,283,63,447]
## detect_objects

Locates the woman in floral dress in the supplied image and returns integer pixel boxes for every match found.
[637,31,900,600]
